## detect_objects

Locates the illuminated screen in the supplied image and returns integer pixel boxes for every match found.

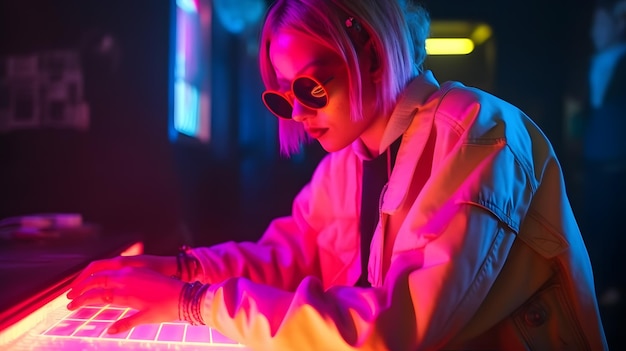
[170,0,212,143]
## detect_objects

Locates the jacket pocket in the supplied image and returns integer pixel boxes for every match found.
[511,275,590,351]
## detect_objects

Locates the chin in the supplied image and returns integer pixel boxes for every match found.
[318,140,351,153]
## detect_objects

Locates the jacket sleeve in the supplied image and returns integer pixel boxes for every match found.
[189,150,360,292]
[190,84,550,350]
[196,138,537,351]
[197,201,520,351]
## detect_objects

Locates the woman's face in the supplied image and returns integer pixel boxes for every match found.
[268,29,382,153]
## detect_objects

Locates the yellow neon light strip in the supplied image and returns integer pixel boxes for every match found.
[426,38,475,55]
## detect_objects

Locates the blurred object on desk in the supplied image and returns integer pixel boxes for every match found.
[0,213,100,240]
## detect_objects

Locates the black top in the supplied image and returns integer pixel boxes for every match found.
[357,138,401,287]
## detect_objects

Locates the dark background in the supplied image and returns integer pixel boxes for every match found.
[0,0,593,254]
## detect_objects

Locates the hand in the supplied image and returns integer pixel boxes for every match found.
[69,255,178,286]
[66,266,186,334]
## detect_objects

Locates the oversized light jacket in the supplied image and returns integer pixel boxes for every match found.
[190,71,608,350]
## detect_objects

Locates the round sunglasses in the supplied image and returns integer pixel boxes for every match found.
[262,76,334,119]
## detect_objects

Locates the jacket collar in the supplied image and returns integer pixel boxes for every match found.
[381,70,440,212]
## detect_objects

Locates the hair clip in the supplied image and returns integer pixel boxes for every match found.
[345,17,362,31]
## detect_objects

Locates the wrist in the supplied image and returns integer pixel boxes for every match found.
[178,281,210,325]
[172,245,200,281]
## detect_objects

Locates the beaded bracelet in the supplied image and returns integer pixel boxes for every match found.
[178,281,209,325]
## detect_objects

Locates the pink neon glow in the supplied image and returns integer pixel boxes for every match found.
[40,304,243,349]
[11,303,246,350]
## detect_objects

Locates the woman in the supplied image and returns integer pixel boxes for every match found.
[67,0,607,349]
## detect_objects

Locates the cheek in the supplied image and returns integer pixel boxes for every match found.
[324,87,352,119]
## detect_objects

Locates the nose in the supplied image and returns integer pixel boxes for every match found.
[291,101,315,122]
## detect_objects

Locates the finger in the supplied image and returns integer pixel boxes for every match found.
[108,310,148,334]
[67,272,115,299]
[67,274,98,299]
[69,259,121,290]
[67,287,118,310]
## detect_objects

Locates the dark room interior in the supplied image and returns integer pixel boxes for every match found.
[0,0,593,251]
[2,0,618,349]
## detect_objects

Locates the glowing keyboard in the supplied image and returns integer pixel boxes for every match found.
[42,304,245,347]
[1,293,249,350]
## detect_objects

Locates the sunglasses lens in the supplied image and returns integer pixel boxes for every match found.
[263,92,293,119]
[293,77,328,109]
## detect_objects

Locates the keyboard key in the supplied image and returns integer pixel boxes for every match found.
[94,308,126,321]
[156,323,186,342]
[128,324,159,341]
[67,306,101,320]
[74,321,109,337]
[185,325,212,343]
[44,320,86,336]
[211,329,239,344]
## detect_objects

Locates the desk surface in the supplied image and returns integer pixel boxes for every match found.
[0,233,142,332]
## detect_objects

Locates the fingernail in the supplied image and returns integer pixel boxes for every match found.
[67,302,74,310]
[108,326,117,334]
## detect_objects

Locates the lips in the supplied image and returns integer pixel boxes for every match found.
[305,127,328,139]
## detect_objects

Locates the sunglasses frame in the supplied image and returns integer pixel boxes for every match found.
[262,75,334,120]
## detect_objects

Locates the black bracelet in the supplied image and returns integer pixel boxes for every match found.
[178,281,206,325]
[191,283,210,326]
[173,252,183,280]
[173,245,198,281]
[180,245,198,281]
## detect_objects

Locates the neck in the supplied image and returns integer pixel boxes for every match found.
[359,115,390,158]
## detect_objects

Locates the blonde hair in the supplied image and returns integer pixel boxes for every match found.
[259,0,430,156]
